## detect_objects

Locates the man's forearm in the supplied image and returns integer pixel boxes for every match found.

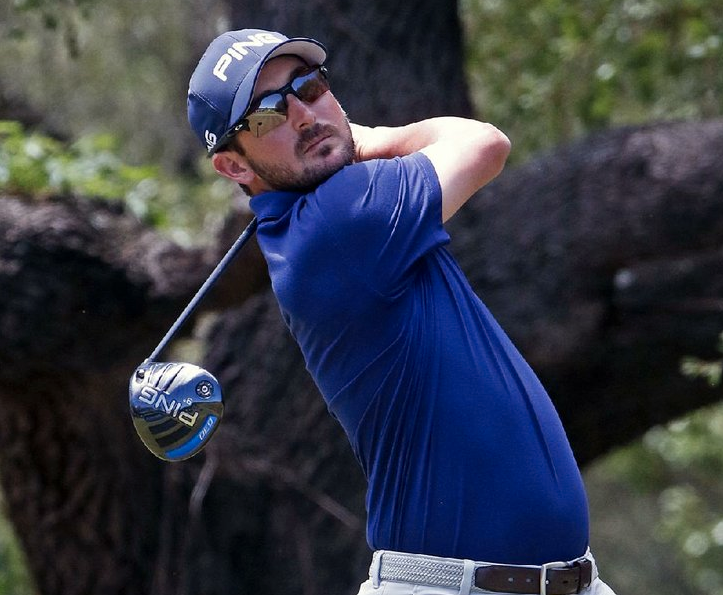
[350,118,502,162]
[350,120,448,162]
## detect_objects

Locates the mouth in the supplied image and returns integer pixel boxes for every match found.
[303,132,332,154]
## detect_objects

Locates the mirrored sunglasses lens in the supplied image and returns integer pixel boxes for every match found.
[293,70,329,102]
[244,93,287,137]
[239,68,329,138]
[246,111,287,138]
[257,93,287,113]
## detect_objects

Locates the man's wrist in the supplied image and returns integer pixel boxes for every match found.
[351,123,414,161]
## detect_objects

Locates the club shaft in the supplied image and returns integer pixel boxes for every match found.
[145,217,258,363]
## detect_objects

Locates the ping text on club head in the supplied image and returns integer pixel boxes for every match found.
[137,385,199,427]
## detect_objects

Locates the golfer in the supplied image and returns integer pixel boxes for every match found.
[188,28,616,595]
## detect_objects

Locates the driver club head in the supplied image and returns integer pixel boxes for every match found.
[129,362,224,461]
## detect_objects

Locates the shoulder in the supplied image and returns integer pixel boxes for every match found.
[322,153,440,194]
[312,153,442,224]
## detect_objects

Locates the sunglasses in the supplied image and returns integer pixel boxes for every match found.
[215,65,330,151]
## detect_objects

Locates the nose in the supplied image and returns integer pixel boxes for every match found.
[285,94,316,130]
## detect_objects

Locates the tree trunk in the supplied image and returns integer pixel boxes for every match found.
[228,0,474,124]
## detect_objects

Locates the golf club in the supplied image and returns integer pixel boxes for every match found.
[129,217,258,461]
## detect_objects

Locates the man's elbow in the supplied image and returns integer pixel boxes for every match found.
[479,125,511,178]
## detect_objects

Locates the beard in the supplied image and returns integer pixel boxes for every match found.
[245,121,355,193]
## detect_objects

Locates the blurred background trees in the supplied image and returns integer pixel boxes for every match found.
[462,0,723,158]
[0,0,722,593]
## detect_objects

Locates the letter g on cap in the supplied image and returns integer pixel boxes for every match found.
[205,130,217,150]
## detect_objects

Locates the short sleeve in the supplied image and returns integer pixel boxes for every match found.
[315,152,450,297]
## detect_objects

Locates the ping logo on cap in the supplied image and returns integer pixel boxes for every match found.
[213,32,284,82]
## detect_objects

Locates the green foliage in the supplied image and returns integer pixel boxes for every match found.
[0,0,222,171]
[598,403,723,594]
[11,0,96,58]
[0,494,34,595]
[681,332,723,387]
[0,120,235,245]
[461,0,723,160]
[0,120,154,199]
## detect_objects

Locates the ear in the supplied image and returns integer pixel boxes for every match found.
[211,151,256,187]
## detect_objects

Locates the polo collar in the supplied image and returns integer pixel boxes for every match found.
[249,190,303,222]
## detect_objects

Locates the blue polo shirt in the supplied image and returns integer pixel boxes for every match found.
[249,153,589,565]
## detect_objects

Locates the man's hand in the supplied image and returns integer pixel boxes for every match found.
[350,123,393,162]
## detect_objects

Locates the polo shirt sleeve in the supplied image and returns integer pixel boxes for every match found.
[316,152,450,297]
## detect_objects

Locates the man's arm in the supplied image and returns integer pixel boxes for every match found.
[350,118,511,223]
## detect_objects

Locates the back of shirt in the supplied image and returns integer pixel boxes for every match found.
[250,153,589,565]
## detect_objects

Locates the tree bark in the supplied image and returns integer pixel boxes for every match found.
[0,194,212,594]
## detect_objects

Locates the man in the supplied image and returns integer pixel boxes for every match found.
[188,28,616,595]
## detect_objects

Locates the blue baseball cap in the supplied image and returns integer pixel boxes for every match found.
[188,29,327,154]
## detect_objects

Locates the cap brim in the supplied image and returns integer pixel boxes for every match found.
[226,38,327,135]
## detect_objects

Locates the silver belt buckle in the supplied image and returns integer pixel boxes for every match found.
[539,561,568,595]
